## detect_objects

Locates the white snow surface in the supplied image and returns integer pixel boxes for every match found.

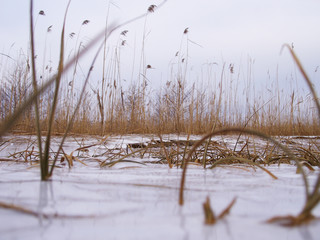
[0,135,320,240]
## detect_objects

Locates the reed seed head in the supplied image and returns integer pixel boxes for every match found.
[121,30,128,36]
[148,5,157,13]
[47,25,52,32]
[69,32,75,38]
[82,20,90,25]
[229,64,234,74]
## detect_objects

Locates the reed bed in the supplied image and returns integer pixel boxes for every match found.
[1,59,319,136]
[0,3,319,136]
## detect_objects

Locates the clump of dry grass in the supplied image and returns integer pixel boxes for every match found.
[203,196,237,225]
[177,127,319,226]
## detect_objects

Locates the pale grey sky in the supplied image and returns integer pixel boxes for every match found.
[1,0,320,93]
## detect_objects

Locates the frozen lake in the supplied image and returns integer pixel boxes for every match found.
[0,135,319,240]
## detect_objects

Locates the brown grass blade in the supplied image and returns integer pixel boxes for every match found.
[203,196,216,225]
[29,0,44,177]
[217,197,237,220]
[210,157,278,180]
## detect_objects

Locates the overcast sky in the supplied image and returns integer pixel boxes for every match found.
[1,0,320,94]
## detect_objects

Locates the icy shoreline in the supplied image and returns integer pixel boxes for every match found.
[0,163,320,240]
[0,135,320,240]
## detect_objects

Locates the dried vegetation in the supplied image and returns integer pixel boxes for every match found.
[0,0,319,228]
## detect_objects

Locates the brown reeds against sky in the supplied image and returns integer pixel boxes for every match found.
[0,0,320,134]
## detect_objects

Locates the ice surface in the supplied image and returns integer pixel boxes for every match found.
[0,135,320,240]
